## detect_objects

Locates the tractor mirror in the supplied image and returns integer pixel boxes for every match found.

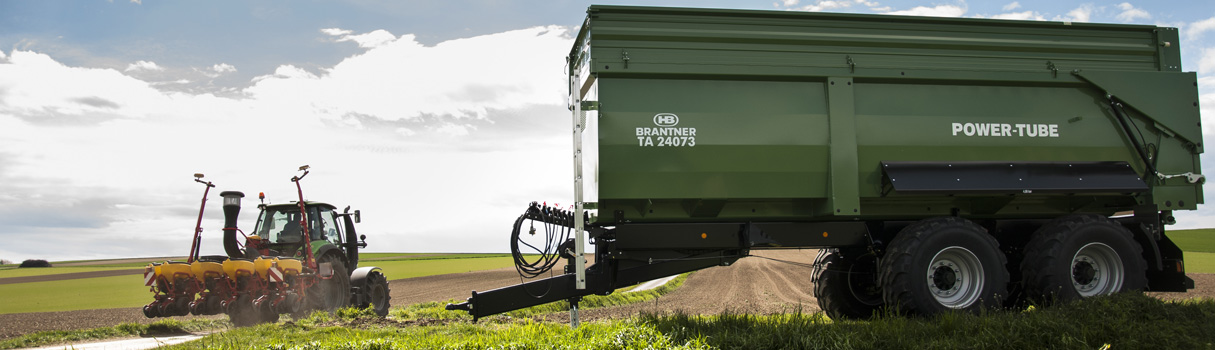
[354,210,361,223]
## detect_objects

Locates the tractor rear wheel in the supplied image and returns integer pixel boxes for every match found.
[1020,215,1146,304]
[314,254,351,311]
[813,248,883,320]
[879,217,1008,316]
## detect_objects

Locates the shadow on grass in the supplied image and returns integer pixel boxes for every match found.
[642,293,1215,350]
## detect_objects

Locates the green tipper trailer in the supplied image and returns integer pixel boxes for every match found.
[447,5,1204,321]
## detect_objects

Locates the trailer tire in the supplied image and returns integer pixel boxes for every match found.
[814,248,884,319]
[1021,215,1146,304]
[880,217,1008,316]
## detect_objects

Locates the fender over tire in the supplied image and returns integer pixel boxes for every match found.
[879,217,1009,316]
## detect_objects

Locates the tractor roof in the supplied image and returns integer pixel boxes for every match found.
[261,202,337,211]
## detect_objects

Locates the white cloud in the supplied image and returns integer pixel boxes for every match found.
[1055,4,1094,23]
[325,28,397,49]
[210,63,236,74]
[320,28,352,36]
[1200,47,1215,74]
[248,26,570,123]
[130,0,141,4]
[991,11,1045,21]
[782,0,799,6]
[1002,2,1020,11]
[1186,17,1215,41]
[1114,3,1150,23]
[124,60,163,72]
[0,26,577,260]
[884,4,967,17]
[785,0,853,12]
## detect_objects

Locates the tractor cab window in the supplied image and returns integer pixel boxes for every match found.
[318,209,343,247]
[256,207,306,245]
[255,205,342,253]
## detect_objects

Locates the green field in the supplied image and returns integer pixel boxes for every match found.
[0,266,140,279]
[1167,228,1215,253]
[0,254,517,315]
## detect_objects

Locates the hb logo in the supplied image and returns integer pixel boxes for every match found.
[653,113,679,127]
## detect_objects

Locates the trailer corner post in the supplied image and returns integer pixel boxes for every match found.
[570,67,589,328]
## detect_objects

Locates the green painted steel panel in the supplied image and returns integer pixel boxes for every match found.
[575,6,1203,224]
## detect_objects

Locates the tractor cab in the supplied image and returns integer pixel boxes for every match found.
[253,202,344,255]
[246,201,362,267]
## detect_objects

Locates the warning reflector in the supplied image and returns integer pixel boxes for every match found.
[269,267,284,283]
[144,270,155,286]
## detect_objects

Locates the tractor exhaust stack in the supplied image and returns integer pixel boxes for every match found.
[220,191,245,258]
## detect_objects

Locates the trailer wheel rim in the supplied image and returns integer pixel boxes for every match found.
[926,246,984,309]
[1071,242,1124,297]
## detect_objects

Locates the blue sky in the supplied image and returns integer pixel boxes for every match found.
[0,0,1213,261]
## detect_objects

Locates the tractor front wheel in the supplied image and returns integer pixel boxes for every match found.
[362,270,391,317]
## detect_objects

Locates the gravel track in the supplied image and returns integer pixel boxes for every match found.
[4,249,1215,340]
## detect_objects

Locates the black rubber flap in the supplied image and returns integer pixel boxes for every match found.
[881,161,1148,194]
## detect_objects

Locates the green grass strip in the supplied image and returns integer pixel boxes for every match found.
[156,293,1215,350]
[645,293,1215,350]
[0,319,227,350]
[171,314,709,350]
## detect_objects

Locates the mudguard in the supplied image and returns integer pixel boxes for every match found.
[349,266,383,305]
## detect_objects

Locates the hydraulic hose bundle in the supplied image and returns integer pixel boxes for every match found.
[510,202,578,279]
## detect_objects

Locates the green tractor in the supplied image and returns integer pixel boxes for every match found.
[143,166,390,326]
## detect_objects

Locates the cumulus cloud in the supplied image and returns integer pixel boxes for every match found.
[124,60,163,72]
[1002,2,1021,11]
[248,26,570,125]
[1187,17,1215,41]
[1114,3,1150,23]
[884,4,967,17]
[211,63,236,74]
[0,26,577,260]
[780,0,885,12]
[1200,47,1215,74]
[2,51,170,121]
[991,11,1045,21]
[1055,4,1094,23]
[324,28,397,48]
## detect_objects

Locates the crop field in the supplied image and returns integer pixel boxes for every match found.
[0,266,138,279]
[1169,228,1215,253]
[0,254,517,315]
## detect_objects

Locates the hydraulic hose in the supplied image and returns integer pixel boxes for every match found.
[510,202,576,279]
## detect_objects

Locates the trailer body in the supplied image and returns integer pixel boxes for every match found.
[450,5,1204,320]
